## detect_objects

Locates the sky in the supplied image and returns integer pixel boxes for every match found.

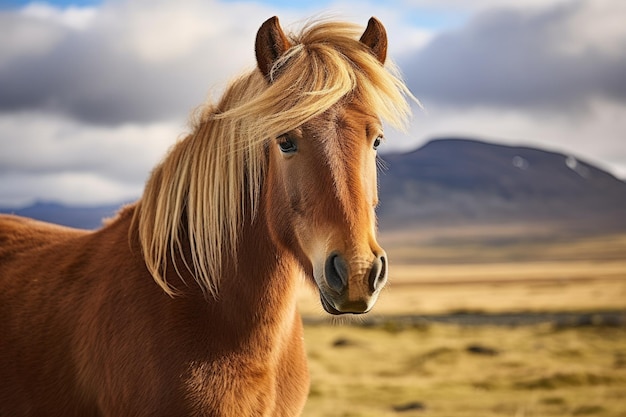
[0,0,625,207]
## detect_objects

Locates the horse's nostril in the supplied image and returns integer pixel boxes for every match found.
[325,254,348,293]
[368,255,387,292]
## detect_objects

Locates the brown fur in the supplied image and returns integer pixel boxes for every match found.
[0,16,413,416]
[0,207,308,416]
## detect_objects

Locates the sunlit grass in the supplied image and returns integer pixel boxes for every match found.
[299,231,626,417]
[302,323,626,417]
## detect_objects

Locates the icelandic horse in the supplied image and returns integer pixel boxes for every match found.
[0,16,412,416]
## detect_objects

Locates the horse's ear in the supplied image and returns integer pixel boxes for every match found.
[255,16,292,82]
[359,17,387,65]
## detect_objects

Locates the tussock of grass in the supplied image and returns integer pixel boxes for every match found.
[514,372,618,390]
[572,405,606,415]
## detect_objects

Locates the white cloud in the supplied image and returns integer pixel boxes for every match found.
[20,2,97,29]
[0,111,185,206]
[0,171,141,207]
[557,1,626,57]
[404,0,573,13]
[0,112,179,180]
[93,0,271,64]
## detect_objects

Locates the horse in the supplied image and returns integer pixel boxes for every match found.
[0,16,412,416]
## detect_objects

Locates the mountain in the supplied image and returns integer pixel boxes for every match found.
[0,201,122,230]
[2,138,625,235]
[377,138,626,233]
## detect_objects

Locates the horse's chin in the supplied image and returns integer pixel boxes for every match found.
[319,292,370,316]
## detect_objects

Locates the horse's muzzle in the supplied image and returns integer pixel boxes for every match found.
[318,252,387,315]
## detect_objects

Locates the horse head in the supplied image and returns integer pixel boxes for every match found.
[257,17,395,315]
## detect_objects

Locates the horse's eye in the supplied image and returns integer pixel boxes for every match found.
[278,137,298,154]
[373,136,382,150]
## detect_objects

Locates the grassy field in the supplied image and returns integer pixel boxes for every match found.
[298,231,626,417]
[302,322,626,417]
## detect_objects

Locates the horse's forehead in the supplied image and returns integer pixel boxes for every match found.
[299,104,378,180]
[302,103,380,146]
[296,103,379,226]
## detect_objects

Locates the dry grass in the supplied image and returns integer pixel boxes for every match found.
[298,231,626,417]
[302,323,626,417]
[379,228,626,264]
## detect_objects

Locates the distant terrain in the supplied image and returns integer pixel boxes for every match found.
[0,201,122,230]
[378,138,626,235]
[2,138,626,237]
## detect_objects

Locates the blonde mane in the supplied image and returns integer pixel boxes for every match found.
[133,19,416,297]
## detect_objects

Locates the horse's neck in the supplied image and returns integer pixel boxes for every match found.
[223,215,299,313]
[186,211,302,354]
[122,201,301,342]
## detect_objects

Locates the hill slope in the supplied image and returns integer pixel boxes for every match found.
[377,138,626,234]
[0,202,121,230]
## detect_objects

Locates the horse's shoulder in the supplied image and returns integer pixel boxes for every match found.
[0,214,86,253]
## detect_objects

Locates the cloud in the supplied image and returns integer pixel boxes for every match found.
[401,1,626,111]
[386,0,626,179]
[0,111,183,206]
[0,171,140,207]
[0,0,625,208]
[0,112,178,180]
[0,1,427,127]
[405,0,573,13]
[0,0,276,125]
[391,98,626,177]
[0,0,307,206]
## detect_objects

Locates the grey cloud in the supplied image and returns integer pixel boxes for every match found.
[1,36,211,125]
[0,5,260,126]
[401,1,626,110]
